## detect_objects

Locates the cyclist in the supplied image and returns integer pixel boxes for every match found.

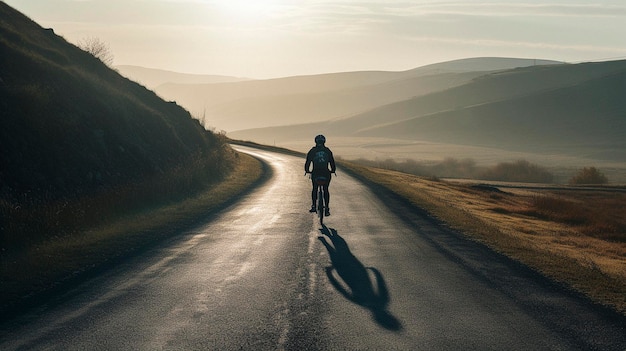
[305,134,336,216]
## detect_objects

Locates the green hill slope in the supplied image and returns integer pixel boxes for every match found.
[354,61,626,159]
[0,3,234,249]
[330,60,622,132]
[0,3,231,198]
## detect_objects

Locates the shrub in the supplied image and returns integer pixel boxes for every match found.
[479,160,554,183]
[569,167,608,185]
[350,157,480,179]
[77,36,114,66]
[350,157,556,183]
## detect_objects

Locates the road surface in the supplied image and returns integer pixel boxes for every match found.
[1,146,625,350]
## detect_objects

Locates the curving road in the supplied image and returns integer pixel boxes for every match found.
[1,146,625,350]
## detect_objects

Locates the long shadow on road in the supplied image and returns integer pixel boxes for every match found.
[318,225,401,331]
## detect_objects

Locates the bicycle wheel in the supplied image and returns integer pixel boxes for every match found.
[318,186,324,225]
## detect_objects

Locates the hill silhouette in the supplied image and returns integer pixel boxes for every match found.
[0,2,232,198]
[355,62,626,158]
[0,3,234,249]
[155,58,561,131]
[229,59,626,162]
[405,57,561,73]
[115,65,249,90]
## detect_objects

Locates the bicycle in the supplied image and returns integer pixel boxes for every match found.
[314,175,329,225]
[307,172,334,225]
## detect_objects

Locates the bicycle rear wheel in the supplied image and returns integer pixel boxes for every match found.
[318,186,324,225]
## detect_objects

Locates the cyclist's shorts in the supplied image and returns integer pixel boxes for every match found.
[312,172,331,185]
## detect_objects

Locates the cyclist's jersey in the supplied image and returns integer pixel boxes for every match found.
[305,145,336,177]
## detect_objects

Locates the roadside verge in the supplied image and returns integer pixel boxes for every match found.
[338,160,626,318]
[0,150,265,318]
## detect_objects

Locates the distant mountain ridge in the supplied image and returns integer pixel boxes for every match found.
[155,57,560,131]
[229,59,626,162]
[334,59,626,134]
[115,65,249,90]
[407,57,562,73]
[355,61,626,146]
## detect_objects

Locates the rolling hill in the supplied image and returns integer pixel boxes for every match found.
[115,65,249,90]
[0,2,232,210]
[229,59,626,162]
[355,64,626,156]
[155,58,561,131]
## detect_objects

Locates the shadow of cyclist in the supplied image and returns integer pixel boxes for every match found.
[318,225,402,331]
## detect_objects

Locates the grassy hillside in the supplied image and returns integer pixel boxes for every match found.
[0,3,271,315]
[328,60,625,133]
[227,60,582,141]
[0,3,235,254]
[156,58,554,132]
[356,61,626,158]
[203,71,485,131]
[230,59,626,165]
[155,70,414,130]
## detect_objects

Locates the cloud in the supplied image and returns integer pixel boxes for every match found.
[367,2,626,18]
[6,0,626,77]
[241,1,626,40]
[408,35,626,54]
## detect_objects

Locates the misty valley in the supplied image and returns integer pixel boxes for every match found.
[117,58,626,184]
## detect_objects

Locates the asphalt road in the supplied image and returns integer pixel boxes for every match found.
[1,146,625,350]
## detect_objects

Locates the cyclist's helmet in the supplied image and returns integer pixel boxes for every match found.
[315,134,326,145]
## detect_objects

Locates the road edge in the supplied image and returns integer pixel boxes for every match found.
[0,150,269,321]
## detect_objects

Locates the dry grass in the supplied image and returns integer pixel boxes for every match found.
[0,152,263,312]
[340,161,626,315]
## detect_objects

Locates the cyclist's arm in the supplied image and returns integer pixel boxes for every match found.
[304,151,313,173]
[328,150,337,173]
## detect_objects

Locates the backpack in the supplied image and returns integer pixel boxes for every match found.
[312,148,329,170]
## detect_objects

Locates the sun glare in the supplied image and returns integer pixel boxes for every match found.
[214,0,281,19]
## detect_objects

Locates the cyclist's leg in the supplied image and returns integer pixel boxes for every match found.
[323,175,331,215]
[310,179,317,212]
[323,184,330,209]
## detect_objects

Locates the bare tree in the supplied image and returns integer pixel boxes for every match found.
[77,36,114,66]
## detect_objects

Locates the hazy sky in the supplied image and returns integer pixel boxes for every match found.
[5,0,626,78]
